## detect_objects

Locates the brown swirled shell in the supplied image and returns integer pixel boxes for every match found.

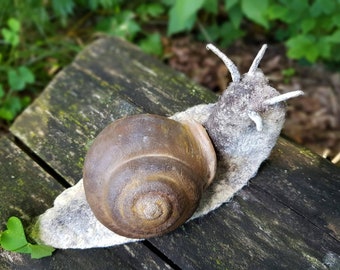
[83,114,216,239]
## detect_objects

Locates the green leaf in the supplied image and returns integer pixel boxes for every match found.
[8,69,24,91]
[219,21,245,47]
[0,217,55,259]
[168,0,205,35]
[289,0,309,14]
[161,0,175,6]
[319,17,337,32]
[97,11,141,40]
[310,0,336,16]
[325,30,340,43]
[87,0,117,10]
[0,107,15,121]
[241,0,269,28]
[139,33,163,56]
[228,4,243,28]
[333,15,340,27]
[0,84,4,99]
[301,18,316,34]
[7,18,20,32]
[203,0,218,14]
[8,96,23,113]
[7,67,35,91]
[51,0,75,18]
[316,39,332,59]
[266,4,288,21]
[199,23,221,42]
[0,96,23,121]
[1,28,20,47]
[18,66,35,84]
[282,68,295,77]
[225,0,239,10]
[137,3,165,19]
[29,244,55,259]
[286,35,319,62]
[0,217,28,252]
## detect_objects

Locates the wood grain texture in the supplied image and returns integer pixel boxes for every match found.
[147,138,340,269]
[1,243,172,270]
[5,36,340,269]
[10,37,216,185]
[0,137,63,226]
[0,136,172,269]
[10,65,144,185]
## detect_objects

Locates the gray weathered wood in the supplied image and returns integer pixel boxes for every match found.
[0,137,172,269]
[0,137,63,226]
[6,37,340,269]
[1,242,172,270]
[10,37,216,185]
[10,65,144,185]
[147,138,340,269]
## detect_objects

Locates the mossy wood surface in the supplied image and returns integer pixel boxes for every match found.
[0,138,172,269]
[1,37,338,269]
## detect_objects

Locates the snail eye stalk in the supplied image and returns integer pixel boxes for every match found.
[248,44,267,75]
[263,90,304,106]
[206,43,240,82]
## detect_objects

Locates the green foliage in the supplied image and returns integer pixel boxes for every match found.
[1,18,21,46]
[265,0,340,63]
[281,68,296,84]
[137,3,165,21]
[139,33,163,56]
[0,217,55,259]
[0,0,339,122]
[0,18,34,121]
[165,0,340,63]
[8,67,35,91]
[168,0,206,35]
[94,2,165,55]
[96,11,141,40]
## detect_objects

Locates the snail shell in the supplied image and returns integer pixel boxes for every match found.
[83,114,216,239]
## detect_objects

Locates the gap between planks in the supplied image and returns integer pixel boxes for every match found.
[11,135,71,189]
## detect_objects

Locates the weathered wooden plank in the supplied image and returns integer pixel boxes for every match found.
[254,138,340,240]
[0,137,63,227]
[147,138,340,270]
[0,137,172,269]
[73,37,217,115]
[1,243,172,270]
[7,37,340,269]
[10,65,144,185]
[10,37,216,185]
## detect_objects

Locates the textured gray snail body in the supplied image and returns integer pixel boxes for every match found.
[82,44,304,240]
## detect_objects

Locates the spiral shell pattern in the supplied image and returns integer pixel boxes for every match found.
[83,114,216,238]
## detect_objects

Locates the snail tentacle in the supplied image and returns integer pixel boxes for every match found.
[263,90,304,105]
[206,43,240,82]
[247,110,263,131]
[248,44,267,75]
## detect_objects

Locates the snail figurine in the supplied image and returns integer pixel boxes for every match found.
[82,44,304,239]
[32,43,303,249]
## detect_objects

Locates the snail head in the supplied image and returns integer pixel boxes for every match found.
[206,43,304,132]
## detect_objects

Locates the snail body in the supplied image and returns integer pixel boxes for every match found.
[34,43,305,249]
[83,114,216,238]
[83,44,304,239]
